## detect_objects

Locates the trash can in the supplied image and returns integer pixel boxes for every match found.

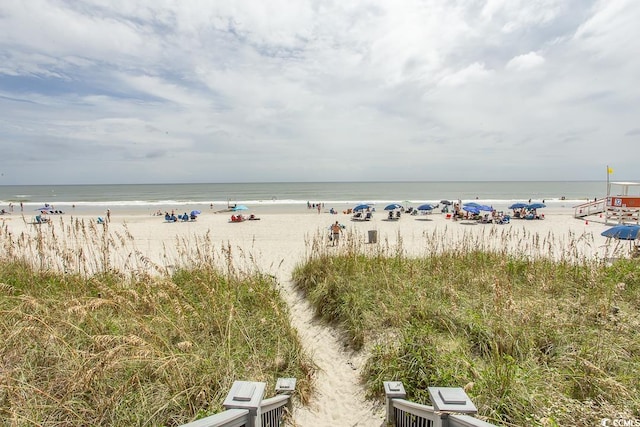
[368,230,378,244]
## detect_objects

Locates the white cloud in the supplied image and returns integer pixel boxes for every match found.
[506,52,545,71]
[438,62,493,87]
[0,0,638,184]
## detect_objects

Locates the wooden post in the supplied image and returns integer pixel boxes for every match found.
[383,381,406,425]
[223,381,266,427]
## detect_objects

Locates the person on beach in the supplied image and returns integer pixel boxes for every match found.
[106,209,111,222]
[330,221,342,246]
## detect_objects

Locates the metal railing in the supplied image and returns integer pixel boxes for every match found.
[179,378,295,427]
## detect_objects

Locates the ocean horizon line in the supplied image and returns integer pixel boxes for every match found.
[0,179,610,188]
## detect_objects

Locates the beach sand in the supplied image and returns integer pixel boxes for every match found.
[0,206,629,426]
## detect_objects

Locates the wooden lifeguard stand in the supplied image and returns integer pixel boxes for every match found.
[575,181,640,224]
[604,181,640,224]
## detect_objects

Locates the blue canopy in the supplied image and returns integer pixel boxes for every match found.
[527,203,546,210]
[353,204,371,211]
[601,224,640,240]
[417,204,434,211]
[478,205,494,212]
[463,205,480,214]
[463,202,481,207]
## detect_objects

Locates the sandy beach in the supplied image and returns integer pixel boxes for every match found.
[0,206,630,426]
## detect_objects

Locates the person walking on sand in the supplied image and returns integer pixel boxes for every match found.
[330,221,342,246]
[106,209,111,222]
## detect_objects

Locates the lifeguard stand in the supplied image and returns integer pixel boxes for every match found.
[574,181,640,224]
[605,181,640,224]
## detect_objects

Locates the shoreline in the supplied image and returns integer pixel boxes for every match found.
[7,201,587,218]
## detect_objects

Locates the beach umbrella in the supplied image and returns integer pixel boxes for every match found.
[231,205,249,211]
[417,204,434,211]
[35,206,53,211]
[353,204,371,211]
[478,205,494,212]
[509,202,528,209]
[463,205,480,214]
[440,200,452,205]
[527,203,546,210]
[384,203,403,210]
[190,210,201,216]
[601,225,640,240]
[463,202,481,207]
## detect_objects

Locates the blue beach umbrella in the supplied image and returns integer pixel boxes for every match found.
[384,203,403,210]
[190,210,201,216]
[417,204,434,211]
[463,202,481,208]
[509,202,528,209]
[353,204,371,211]
[601,225,640,240]
[463,205,480,214]
[478,205,494,212]
[232,205,249,211]
[527,203,546,210]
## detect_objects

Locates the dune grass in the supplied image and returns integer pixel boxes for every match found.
[292,229,640,427]
[0,219,313,426]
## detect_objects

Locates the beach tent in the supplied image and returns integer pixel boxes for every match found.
[527,203,546,210]
[463,206,480,214]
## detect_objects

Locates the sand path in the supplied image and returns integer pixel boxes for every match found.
[216,215,387,426]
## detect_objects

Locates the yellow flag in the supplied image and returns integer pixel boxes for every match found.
[607,167,614,174]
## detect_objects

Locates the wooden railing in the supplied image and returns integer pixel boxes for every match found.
[179,378,295,427]
[574,198,605,218]
[179,378,496,426]
[385,381,496,427]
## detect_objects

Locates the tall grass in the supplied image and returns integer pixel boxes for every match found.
[0,218,313,426]
[292,228,640,426]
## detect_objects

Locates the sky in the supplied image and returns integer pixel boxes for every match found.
[0,0,638,185]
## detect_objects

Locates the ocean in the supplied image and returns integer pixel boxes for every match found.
[0,181,614,215]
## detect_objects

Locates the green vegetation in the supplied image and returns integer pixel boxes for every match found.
[0,219,313,426]
[292,234,640,427]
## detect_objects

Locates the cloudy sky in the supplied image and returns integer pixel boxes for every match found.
[0,0,638,185]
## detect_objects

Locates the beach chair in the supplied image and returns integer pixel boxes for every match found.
[364,212,373,221]
[352,212,363,220]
